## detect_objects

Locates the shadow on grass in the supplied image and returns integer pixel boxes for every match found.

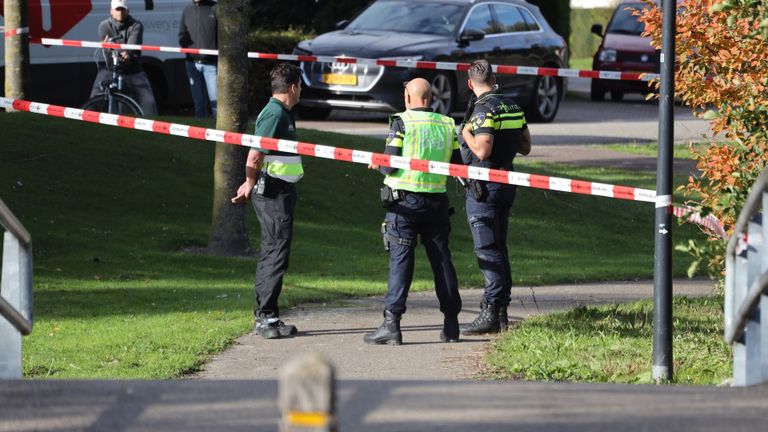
[35,286,253,319]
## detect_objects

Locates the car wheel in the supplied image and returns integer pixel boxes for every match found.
[590,80,605,101]
[610,90,624,102]
[296,105,332,120]
[526,75,561,123]
[429,73,455,116]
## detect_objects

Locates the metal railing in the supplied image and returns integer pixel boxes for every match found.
[725,169,768,386]
[0,197,34,379]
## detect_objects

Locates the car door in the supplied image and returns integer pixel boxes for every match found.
[488,2,540,96]
[451,3,500,103]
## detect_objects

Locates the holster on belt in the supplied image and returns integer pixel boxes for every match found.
[465,179,486,201]
[379,185,402,208]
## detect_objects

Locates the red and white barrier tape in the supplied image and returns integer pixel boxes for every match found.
[672,206,727,239]
[2,27,29,37]
[0,96,657,203]
[34,38,659,83]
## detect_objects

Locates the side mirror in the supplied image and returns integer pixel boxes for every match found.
[336,20,349,30]
[591,24,604,37]
[458,28,485,46]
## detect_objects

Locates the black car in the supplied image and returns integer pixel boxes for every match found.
[293,0,568,122]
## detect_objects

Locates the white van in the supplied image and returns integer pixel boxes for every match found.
[1,0,191,109]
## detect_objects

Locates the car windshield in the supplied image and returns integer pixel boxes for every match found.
[345,1,464,36]
[606,4,648,35]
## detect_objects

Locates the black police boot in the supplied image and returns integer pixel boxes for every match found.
[440,314,460,343]
[460,301,500,335]
[276,320,298,337]
[253,318,280,339]
[363,310,402,345]
[499,306,509,332]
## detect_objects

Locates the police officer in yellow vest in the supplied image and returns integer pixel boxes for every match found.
[364,78,463,345]
[459,59,531,335]
[231,63,303,339]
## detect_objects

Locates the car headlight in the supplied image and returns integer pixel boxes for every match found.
[598,49,617,63]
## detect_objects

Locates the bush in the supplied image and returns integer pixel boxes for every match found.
[250,0,369,33]
[247,29,315,110]
[570,7,614,60]
[528,0,571,43]
[639,0,768,278]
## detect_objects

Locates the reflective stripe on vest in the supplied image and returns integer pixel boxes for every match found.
[384,110,455,193]
[263,154,304,183]
[495,111,526,130]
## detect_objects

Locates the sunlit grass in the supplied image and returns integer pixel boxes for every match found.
[1,112,707,378]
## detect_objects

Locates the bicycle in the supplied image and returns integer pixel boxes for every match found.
[81,39,144,116]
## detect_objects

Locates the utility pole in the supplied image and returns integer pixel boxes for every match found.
[4,0,30,105]
[652,0,676,383]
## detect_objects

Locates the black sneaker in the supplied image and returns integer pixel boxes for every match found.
[276,320,298,337]
[253,319,280,339]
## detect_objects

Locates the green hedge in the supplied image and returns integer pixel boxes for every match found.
[250,0,369,33]
[247,29,315,110]
[570,8,614,61]
[528,0,571,44]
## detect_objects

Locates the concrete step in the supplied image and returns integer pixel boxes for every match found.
[2,379,767,431]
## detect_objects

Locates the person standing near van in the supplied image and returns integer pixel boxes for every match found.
[178,0,218,118]
[91,0,158,116]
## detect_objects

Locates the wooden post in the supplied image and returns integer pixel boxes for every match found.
[3,0,30,106]
[279,352,337,432]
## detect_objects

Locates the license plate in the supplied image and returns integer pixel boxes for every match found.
[321,73,357,86]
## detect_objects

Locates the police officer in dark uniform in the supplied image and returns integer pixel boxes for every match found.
[459,60,531,335]
[364,78,463,345]
[231,63,303,339]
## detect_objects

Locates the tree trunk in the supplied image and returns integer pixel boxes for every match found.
[4,0,29,106]
[206,0,252,256]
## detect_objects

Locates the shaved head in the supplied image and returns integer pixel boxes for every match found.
[406,78,431,100]
[404,78,432,109]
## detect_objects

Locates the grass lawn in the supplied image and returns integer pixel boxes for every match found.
[1,112,709,379]
[486,296,730,385]
[601,142,709,160]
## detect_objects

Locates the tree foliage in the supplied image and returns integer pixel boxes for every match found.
[250,0,369,33]
[639,0,768,278]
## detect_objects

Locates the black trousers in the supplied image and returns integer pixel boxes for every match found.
[465,183,517,306]
[250,183,297,319]
[383,192,461,317]
[90,68,158,117]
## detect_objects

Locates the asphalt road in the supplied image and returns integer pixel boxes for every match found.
[296,78,712,146]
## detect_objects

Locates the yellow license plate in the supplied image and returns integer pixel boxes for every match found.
[321,73,357,86]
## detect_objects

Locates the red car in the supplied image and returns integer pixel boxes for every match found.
[589,0,659,101]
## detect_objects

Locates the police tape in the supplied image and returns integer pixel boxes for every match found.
[2,27,29,37]
[0,96,657,203]
[673,206,727,239]
[0,96,726,236]
[32,37,659,83]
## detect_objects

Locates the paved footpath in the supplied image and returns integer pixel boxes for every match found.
[6,279,768,432]
[196,279,714,381]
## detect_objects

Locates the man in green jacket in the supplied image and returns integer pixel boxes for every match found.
[231,63,303,339]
